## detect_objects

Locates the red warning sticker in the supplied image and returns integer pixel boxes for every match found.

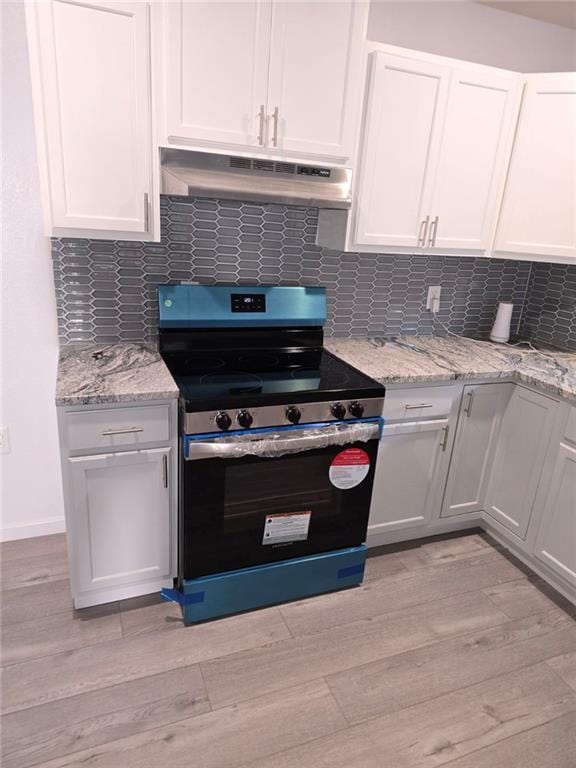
[329,448,370,490]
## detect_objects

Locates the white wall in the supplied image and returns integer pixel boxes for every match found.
[1,1,65,540]
[368,1,576,72]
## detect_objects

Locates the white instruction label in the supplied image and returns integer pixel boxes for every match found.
[262,511,311,546]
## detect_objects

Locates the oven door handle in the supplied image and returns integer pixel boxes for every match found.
[185,420,382,461]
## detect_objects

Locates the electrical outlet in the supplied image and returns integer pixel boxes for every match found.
[0,427,10,454]
[426,286,442,314]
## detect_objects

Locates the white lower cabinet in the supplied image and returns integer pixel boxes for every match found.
[68,448,171,596]
[483,386,558,540]
[441,383,513,518]
[369,418,453,534]
[532,436,576,589]
[59,400,177,609]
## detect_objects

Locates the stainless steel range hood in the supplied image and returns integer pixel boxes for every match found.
[160,149,352,209]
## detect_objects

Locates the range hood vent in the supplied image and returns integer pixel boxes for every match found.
[160,149,352,209]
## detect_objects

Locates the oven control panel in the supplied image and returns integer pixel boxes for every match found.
[231,293,266,313]
[187,397,385,434]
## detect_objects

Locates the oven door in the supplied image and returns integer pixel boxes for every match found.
[181,420,382,579]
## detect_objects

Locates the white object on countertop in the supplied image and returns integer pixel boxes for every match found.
[490,302,513,343]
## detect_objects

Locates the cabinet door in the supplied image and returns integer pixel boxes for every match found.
[163,1,271,148]
[494,73,576,262]
[28,0,153,235]
[354,52,450,248]
[428,68,522,253]
[484,387,558,539]
[533,441,576,589]
[266,1,366,160]
[369,419,452,534]
[441,383,513,518]
[68,448,171,593]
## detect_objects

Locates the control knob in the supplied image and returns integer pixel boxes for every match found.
[348,401,365,418]
[285,406,301,424]
[330,402,347,420]
[215,411,232,431]
[236,410,253,429]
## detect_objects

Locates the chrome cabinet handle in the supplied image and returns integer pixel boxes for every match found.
[418,216,430,247]
[440,425,450,452]
[428,215,439,247]
[257,104,265,146]
[143,193,149,232]
[163,454,168,489]
[101,427,144,436]
[464,391,475,417]
[405,403,434,410]
[271,106,279,147]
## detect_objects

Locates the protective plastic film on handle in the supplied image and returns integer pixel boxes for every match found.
[186,420,381,461]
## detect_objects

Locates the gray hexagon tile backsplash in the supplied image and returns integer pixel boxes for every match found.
[51,195,571,346]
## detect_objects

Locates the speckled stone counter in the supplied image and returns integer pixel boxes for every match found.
[325,336,576,404]
[56,343,179,406]
[56,336,576,408]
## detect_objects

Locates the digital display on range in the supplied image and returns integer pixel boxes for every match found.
[231,293,266,312]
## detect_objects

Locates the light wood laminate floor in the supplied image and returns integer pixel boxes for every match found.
[1,531,575,768]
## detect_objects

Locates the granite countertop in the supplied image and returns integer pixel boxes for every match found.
[56,343,179,406]
[56,336,576,407]
[325,336,576,404]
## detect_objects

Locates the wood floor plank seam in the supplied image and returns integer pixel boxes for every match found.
[4,584,512,715]
[14,679,348,768]
[279,573,527,641]
[237,664,576,768]
[2,609,292,715]
[2,679,215,768]
[319,607,576,706]
[430,710,576,768]
[200,591,521,712]
[322,656,576,733]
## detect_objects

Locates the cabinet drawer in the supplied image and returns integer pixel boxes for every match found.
[66,406,171,452]
[383,385,461,421]
[565,407,576,445]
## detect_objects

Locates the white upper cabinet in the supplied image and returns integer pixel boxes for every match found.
[159,0,368,162]
[494,73,576,263]
[354,53,450,248]
[164,1,271,149]
[266,1,366,160]
[26,0,157,240]
[352,46,522,254]
[427,68,522,253]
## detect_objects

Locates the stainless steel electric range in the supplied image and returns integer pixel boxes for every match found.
[158,284,384,624]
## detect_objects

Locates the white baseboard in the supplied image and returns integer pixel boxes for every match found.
[0,517,66,542]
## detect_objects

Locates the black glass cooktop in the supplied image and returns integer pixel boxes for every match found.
[163,350,384,411]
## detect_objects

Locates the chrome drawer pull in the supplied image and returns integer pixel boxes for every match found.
[464,391,475,417]
[271,106,279,146]
[417,216,430,247]
[404,403,434,409]
[163,454,168,489]
[257,104,265,146]
[101,427,144,436]
[143,193,149,232]
[440,425,450,452]
[428,215,439,247]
